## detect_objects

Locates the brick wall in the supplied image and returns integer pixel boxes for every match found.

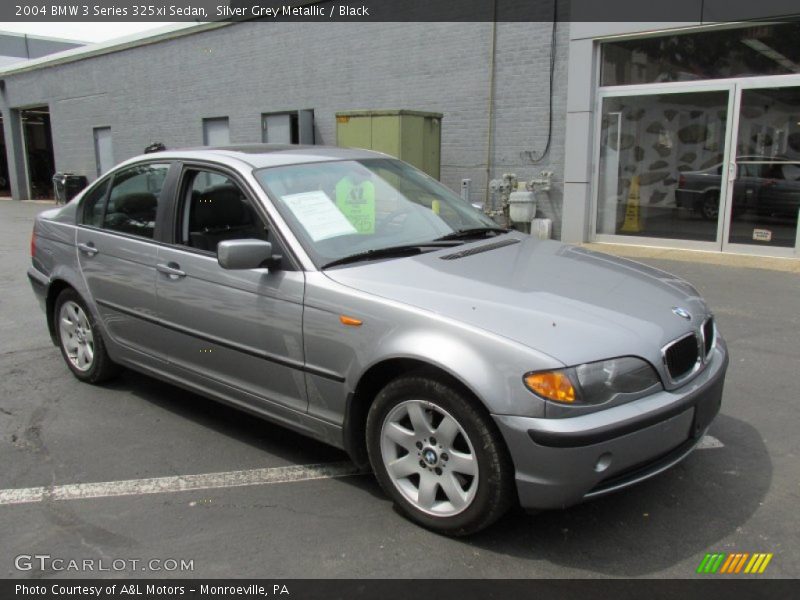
[3,21,569,236]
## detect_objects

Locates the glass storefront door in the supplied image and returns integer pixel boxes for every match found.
[596,89,733,247]
[595,78,800,256]
[724,83,800,252]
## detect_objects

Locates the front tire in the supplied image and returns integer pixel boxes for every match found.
[366,374,514,536]
[54,289,120,383]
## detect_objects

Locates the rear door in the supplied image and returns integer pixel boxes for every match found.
[154,163,307,413]
[76,162,175,362]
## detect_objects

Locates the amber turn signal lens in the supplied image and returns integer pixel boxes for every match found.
[339,315,363,327]
[524,371,576,403]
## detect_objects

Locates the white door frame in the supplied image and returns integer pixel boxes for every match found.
[591,80,737,253]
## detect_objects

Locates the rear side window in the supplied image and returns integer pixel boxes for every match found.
[103,163,170,239]
[81,179,111,227]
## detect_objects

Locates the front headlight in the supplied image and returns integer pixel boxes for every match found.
[524,357,661,405]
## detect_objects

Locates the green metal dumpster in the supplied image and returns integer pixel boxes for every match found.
[335,109,442,179]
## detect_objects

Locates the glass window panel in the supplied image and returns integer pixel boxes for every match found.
[178,170,268,254]
[103,163,169,239]
[256,159,500,267]
[597,91,729,242]
[80,178,110,227]
[602,24,800,86]
[728,86,800,248]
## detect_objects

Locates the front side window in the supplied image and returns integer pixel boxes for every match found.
[255,159,499,266]
[103,163,169,239]
[177,170,268,254]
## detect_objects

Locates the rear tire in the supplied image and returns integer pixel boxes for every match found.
[366,374,514,536]
[54,288,120,384]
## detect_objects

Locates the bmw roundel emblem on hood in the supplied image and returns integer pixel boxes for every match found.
[672,307,692,320]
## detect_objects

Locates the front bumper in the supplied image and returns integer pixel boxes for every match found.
[493,340,728,510]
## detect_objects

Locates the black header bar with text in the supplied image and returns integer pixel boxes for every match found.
[3,0,800,23]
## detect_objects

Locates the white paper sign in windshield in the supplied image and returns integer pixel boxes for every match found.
[281,191,357,241]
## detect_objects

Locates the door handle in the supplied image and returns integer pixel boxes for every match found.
[156,262,186,278]
[728,162,738,182]
[77,242,98,256]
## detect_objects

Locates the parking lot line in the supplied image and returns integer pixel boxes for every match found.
[0,462,362,507]
[0,434,723,507]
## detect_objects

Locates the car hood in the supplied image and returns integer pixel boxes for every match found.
[323,234,708,367]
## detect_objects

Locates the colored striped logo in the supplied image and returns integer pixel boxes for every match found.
[697,552,774,574]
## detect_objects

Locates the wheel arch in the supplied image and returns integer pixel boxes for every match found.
[342,357,491,469]
[45,278,75,344]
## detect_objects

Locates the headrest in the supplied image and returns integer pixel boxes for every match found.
[190,184,248,230]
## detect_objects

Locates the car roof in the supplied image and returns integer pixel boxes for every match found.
[127,144,391,170]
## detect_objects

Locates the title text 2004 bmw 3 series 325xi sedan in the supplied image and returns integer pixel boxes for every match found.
[28,145,728,535]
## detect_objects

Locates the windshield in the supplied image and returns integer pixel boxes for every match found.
[255,159,500,267]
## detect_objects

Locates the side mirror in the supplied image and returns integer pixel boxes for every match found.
[217,239,275,270]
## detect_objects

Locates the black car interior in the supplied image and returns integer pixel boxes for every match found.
[99,165,168,239]
[184,178,268,253]
[104,192,159,238]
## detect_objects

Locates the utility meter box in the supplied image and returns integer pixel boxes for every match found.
[508,190,537,223]
[336,109,442,179]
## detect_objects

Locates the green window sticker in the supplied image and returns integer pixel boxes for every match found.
[336,177,376,234]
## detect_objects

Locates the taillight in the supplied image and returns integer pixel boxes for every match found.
[678,175,685,188]
[30,228,36,258]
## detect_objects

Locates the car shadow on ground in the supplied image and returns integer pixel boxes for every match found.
[465,413,771,576]
[102,372,771,577]
[104,370,354,468]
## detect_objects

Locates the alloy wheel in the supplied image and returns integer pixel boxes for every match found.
[702,196,719,220]
[380,399,479,517]
[59,300,95,372]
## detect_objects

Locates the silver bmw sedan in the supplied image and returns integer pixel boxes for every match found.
[27,145,728,535]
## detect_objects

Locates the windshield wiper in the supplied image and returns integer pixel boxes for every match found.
[321,242,457,269]
[433,227,509,241]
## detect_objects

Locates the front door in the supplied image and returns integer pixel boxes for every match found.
[595,85,736,250]
[155,166,307,413]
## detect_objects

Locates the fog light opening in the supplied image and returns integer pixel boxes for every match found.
[594,453,613,473]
